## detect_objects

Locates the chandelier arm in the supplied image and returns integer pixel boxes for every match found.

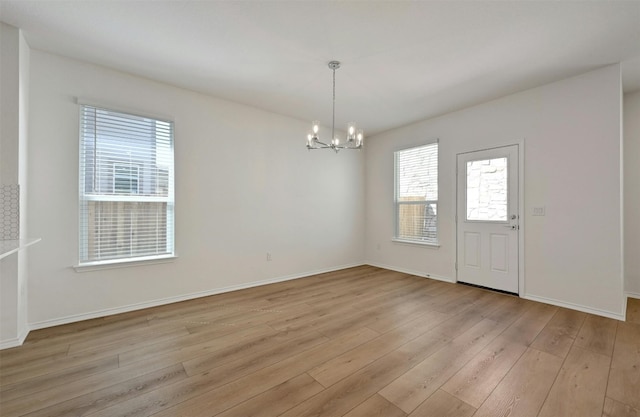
[334,145,362,150]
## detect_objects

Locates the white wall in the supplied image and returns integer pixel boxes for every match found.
[624,91,640,297]
[1,23,19,185]
[0,23,31,347]
[365,65,625,319]
[27,50,365,328]
[0,23,20,344]
[17,24,30,342]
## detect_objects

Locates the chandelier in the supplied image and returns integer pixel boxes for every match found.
[306,61,364,152]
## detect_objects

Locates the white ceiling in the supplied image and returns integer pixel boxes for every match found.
[1,1,639,135]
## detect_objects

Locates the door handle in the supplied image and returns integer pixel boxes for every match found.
[504,225,516,229]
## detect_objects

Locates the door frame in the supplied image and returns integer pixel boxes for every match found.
[454,140,525,295]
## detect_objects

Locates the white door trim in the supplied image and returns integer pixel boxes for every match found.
[454,140,525,295]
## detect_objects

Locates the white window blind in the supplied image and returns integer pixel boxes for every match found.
[394,142,438,244]
[79,105,174,264]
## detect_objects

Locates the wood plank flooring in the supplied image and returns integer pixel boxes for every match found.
[0,265,638,417]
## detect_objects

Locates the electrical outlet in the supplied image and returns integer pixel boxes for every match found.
[266,252,272,261]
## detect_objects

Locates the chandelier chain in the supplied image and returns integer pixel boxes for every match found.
[332,66,336,142]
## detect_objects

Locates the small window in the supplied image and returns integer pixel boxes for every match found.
[79,105,175,264]
[394,142,438,244]
[466,157,508,221]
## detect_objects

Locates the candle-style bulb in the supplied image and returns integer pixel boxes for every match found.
[347,122,356,138]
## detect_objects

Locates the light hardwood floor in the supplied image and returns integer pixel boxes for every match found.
[0,266,638,417]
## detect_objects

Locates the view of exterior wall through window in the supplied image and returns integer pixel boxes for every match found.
[466,157,508,221]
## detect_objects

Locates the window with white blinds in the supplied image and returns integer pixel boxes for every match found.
[394,142,438,244]
[79,105,175,264]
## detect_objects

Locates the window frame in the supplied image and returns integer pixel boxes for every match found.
[393,141,439,247]
[77,103,175,268]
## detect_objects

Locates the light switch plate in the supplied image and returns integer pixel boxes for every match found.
[533,206,545,216]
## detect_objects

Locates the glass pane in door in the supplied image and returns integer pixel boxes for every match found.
[466,157,508,221]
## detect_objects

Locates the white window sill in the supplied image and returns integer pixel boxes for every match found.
[74,255,177,272]
[391,238,440,248]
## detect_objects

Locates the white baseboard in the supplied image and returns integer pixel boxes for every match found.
[13,262,630,349]
[626,291,640,300]
[27,262,366,332]
[523,293,625,321]
[365,261,454,283]
[0,337,22,350]
[0,327,29,350]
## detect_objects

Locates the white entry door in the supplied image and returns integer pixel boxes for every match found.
[456,145,519,294]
